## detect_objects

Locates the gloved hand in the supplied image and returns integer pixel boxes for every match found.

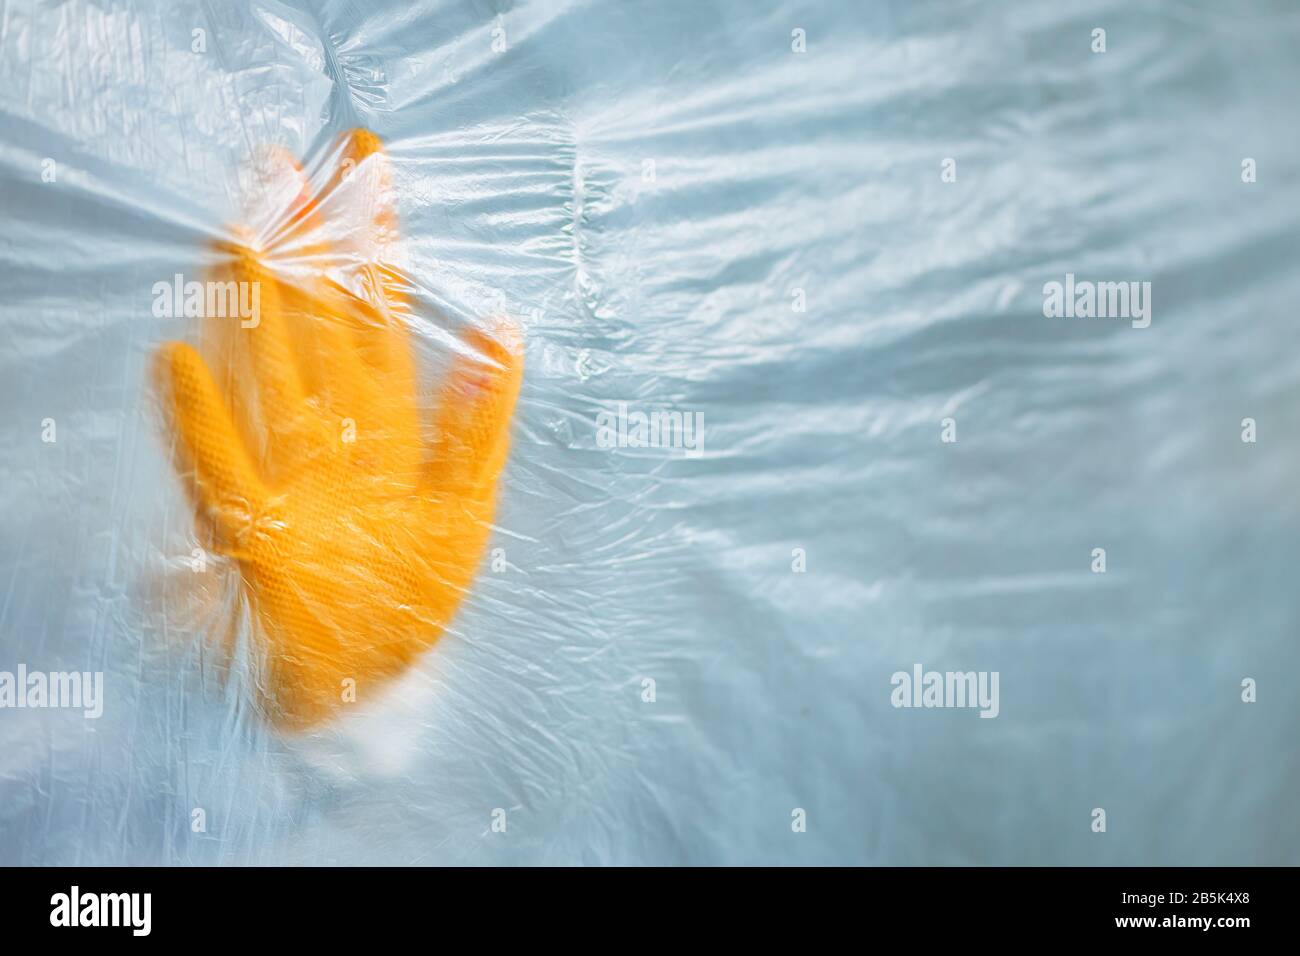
[155,129,524,730]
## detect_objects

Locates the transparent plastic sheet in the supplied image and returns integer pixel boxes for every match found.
[2,0,1300,865]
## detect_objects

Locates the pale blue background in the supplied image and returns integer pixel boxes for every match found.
[1,0,1297,864]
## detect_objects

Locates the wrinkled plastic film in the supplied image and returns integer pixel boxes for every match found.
[2,0,1300,865]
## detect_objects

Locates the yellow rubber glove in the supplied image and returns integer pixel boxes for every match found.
[155,129,524,730]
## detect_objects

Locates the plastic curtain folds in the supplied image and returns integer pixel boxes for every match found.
[2,0,1299,864]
